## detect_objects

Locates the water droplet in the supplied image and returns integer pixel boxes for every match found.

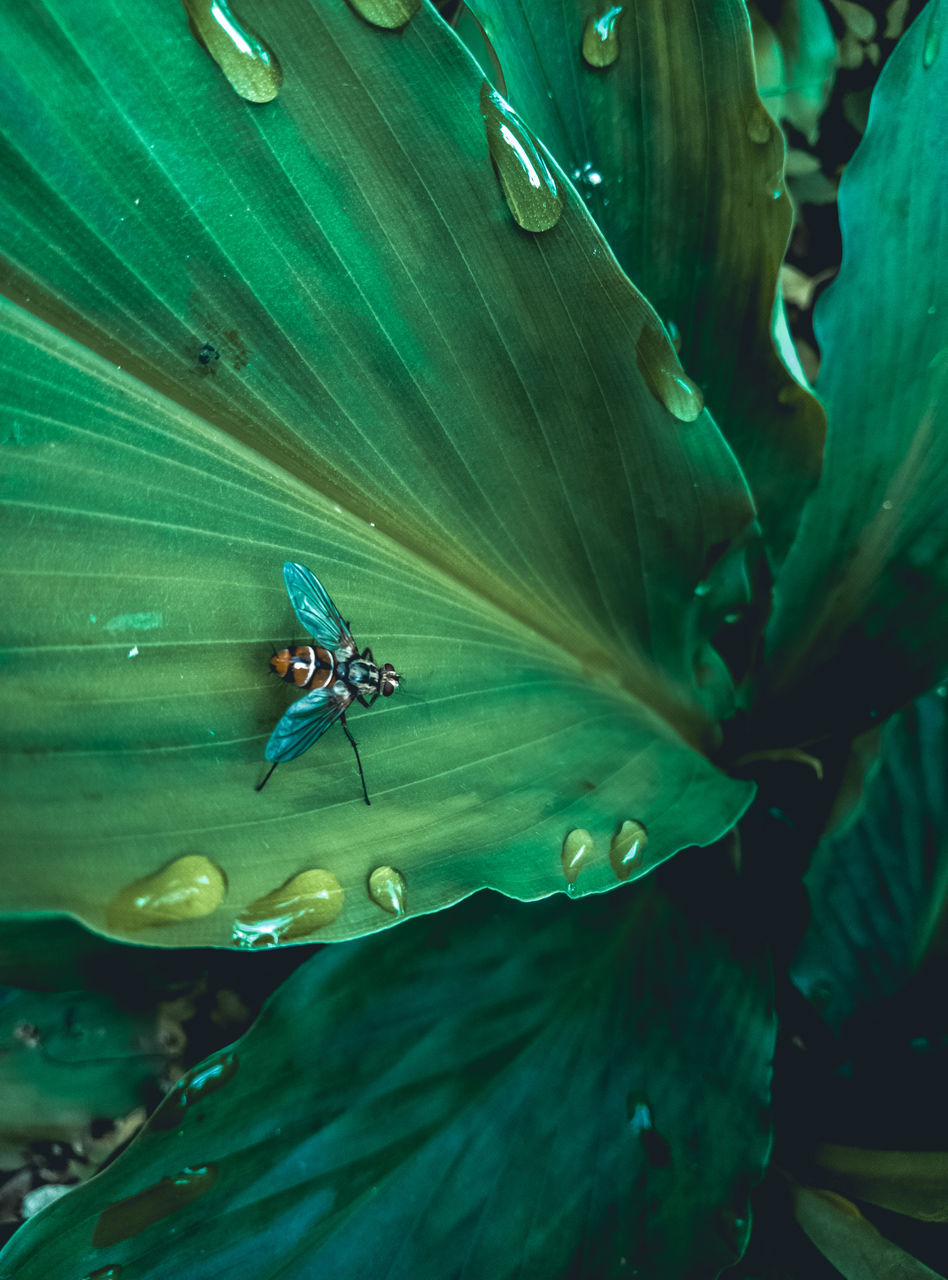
[127,646,139,658]
[609,820,647,881]
[150,1051,239,1131]
[664,319,682,353]
[626,1094,672,1167]
[481,83,563,233]
[344,0,420,28]
[694,580,712,597]
[936,686,946,698]
[84,1267,124,1280]
[561,828,594,886]
[106,856,226,933]
[923,7,941,67]
[770,185,783,200]
[571,161,604,200]
[747,107,772,145]
[882,499,893,510]
[636,323,704,422]
[92,1165,219,1248]
[582,6,624,68]
[232,869,344,946]
[367,865,406,916]
[183,0,282,103]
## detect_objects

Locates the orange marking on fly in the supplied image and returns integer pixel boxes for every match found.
[257,563,401,805]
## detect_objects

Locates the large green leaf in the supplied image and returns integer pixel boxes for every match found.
[0,882,775,1279]
[759,0,948,745]
[457,0,826,560]
[0,1,757,945]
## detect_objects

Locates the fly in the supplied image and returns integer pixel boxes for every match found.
[256,562,400,805]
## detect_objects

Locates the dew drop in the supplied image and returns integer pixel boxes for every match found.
[571,161,605,200]
[582,6,624,68]
[84,1268,124,1280]
[481,83,563,233]
[747,107,772,145]
[232,869,344,946]
[664,319,682,353]
[182,0,282,103]
[92,1165,219,1248]
[344,0,420,28]
[609,820,647,881]
[923,6,941,67]
[636,323,704,422]
[561,828,594,886]
[367,865,407,916]
[106,855,226,933]
[626,1094,672,1167]
[150,1050,239,1131]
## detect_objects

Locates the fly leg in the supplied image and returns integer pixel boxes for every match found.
[255,761,279,792]
[340,713,370,806]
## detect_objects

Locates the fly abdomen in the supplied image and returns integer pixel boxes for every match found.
[269,644,334,690]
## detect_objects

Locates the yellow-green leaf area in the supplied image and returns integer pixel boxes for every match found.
[0,0,756,945]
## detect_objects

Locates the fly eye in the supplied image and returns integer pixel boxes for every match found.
[382,684,394,697]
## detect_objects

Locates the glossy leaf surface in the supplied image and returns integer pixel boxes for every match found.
[762,0,948,744]
[0,883,775,1279]
[460,0,826,560]
[0,2,759,945]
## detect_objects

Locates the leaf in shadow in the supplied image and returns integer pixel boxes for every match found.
[761,0,948,744]
[0,880,775,1279]
[792,687,948,1028]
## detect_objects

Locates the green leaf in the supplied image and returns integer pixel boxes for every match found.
[458,0,826,560]
[792,687,948,1028]
[0,1,756,945]
[761,0,948,744]
[0,882,775,1279]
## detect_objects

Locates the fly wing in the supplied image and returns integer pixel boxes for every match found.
[264,683,351,763]
[282,562,355,653]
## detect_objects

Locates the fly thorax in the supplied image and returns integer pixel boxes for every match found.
[345,660,376,692]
